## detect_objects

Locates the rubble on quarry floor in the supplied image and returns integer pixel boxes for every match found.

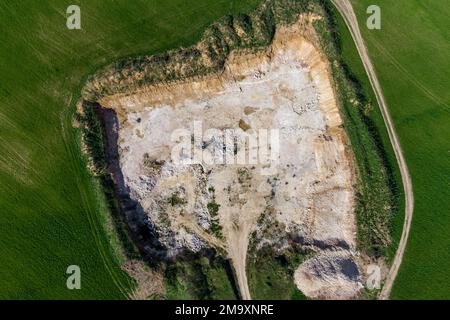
[98,17,364,299]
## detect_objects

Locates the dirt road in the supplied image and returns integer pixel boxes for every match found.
[330,0,414,300]
[227,226,252,300]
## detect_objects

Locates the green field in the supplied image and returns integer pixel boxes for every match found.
[348,0,450,298]
[0,0,259,299]
[2,0,448,300]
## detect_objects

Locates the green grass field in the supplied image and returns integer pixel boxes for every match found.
[2,0,448,300]
[349,0,450,299]
[0,0,259,299]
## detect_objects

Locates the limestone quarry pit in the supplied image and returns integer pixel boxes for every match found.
[99,19,363,300]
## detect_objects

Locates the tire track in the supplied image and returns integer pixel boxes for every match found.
[330,0,414,300]
[61,94,130,299]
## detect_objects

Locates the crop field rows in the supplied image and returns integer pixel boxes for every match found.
[0,0,448,300]
[351,0,450,299]
[0,0,260,299]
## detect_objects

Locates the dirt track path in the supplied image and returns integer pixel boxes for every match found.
[227,226,252,300]
[330,0,414,300]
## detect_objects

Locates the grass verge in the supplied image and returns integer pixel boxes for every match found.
[350,0,450,299]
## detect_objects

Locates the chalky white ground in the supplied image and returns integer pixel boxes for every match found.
[101,18,363,299]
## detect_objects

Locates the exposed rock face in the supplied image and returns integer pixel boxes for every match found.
[96,17,363,299]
